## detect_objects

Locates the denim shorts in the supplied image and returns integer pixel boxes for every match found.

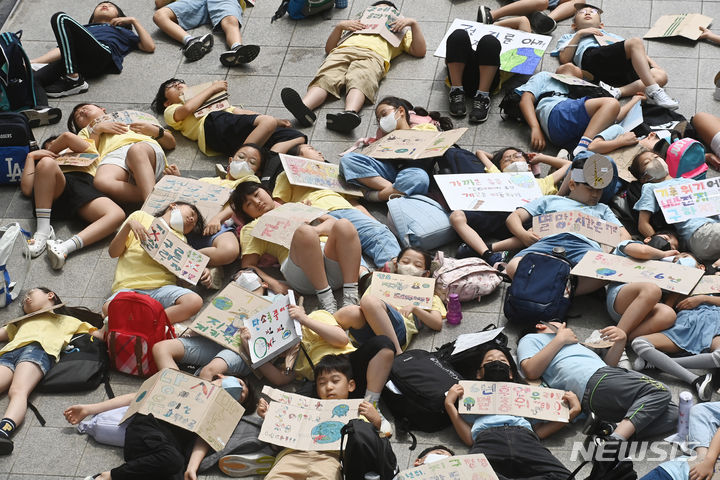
[546,97,590,149]
[605,282,624,323]
[107,285,194,309]
[167,0,243,30]
[0,343,52,375]
[516,232,602,266]
[179,336,251,377]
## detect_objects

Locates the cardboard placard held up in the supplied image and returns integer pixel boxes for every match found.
[251,203,327,249]
[361,128,467,160]
[653,177,720,224]
[368,271,435,309]
[571,251,704,295]
[645,14,713,41]
[435,19,551,75]
[180,82,231,119]
[258,386,363,451]
[120,369,244,451]
[690,276,720,295]
[189,282,271,355]
[434,173,543,212]
[55,152,98,167]
[594,34,618,46]
[532,211,622,248]
[90,109,161,128]
[459,380,570,423]
[141,218,210,285]
[609,144,645,183]
[351,5,407,48]
[244,294,300,368]
[395,454,499,480]
[141,176,232,223]
[5,303,65,326]
[279,154,363,197]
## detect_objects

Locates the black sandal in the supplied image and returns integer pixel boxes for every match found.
[281,87,316,127]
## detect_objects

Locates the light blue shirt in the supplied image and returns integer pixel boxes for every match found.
[594,124,624,141]
[658,457,690,480]
[517,333,606,400]
[515,72,569,138]
[633,177,717,242]
[464,414,533,442]
[552,30,625,66]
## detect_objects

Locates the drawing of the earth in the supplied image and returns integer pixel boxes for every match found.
[509,173,535,189]
[596,268,616,276]
[332,404,350,418]
[501,48,544,74]
[212,296,233,310]
[311,421,345,444]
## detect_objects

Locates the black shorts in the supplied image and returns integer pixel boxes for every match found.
[32,171,106,220]
[464,211,511,238]
[344,335,395,398]
[203,110,258,157]
[581,41,640,87]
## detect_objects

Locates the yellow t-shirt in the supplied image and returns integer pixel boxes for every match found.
[337,30,413,72]
[57,141,101,176]
[239,217,290,264]
[199,175,260,189]
[111,210,180,292]
[294,310,356,381]
[163,104,235,156]
[272,173,353,212]
[1,313,96,361]
[79,127,163,163]
[485,165,558,196]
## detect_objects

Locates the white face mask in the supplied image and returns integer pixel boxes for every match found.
[379,111,399,133]
[504,161,530,173]
[644,158,669,181]
[229,160,254,179]
[396,263,425,277]
[169,207,185,233]
[235,271,262,291]
[423,453,449,465]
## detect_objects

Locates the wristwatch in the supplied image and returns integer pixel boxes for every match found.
[153,126,165,140]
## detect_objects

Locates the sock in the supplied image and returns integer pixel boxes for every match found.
[230,42,242,50]
[572,137,591,157]
[0,418,16,439]
[364,390,381,408]
[342,282,359,306]
[60,235,83,255]
[475,90,490,99]
[316,286,336,312]
[450,86,464,94]
[631,337,697,385]
[183,35,193,45]
[364,191,381,202]
[35,209,52,236]
[645,83,661,95]
[674,350,720,369]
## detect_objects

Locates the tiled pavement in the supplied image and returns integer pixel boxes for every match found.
[1,0,720,478]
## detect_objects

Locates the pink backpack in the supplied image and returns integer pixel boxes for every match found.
[431,251,502,303]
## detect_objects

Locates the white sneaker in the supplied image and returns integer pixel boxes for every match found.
[618,351,632,370]
[694,373,714,402]
[646,87,679,110]
[632,356,655,371]
[218,452,275,477]
[28,227,55,258]
[599,81,622,99]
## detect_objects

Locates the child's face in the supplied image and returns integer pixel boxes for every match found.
[396,249,428,277]
[21,288,56,314]
[163,81,187,107]
[477,349,512,380]
[573,7,602,29]
[170,203,199,234]
[414,449,453,466]
[241,188,274,219]
[230,146,262,173]
[315,369,355,400]
[499,149,526,171]
[664,253,705,270]
[644,233,679,250]
[568,180,603,206]
[73,104,106,129]
[92,2,120,22]
[298,144,326,162]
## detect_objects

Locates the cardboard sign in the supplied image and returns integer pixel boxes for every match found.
[609,144,645,183]
[55,152,98,167]
[90,109,161,128]
[141,176,232,222]
[352,5,407,47]
[244,294,300,368]
[645,14,713,41]
[532,211,622,247]
[395,454,499,480]
[549,73,600,88]
[435,19,551,75]
[251,203,327,249]
[619,102,643,132]
[459,380,570,423]
[653,178,720,224]
[120,369,244,451]
[5,303,65,326]
[189,282,271,355]
[258,386,363,451]
[180,82,231,119]
[690,276,720,295]
[368,271,435,309]
[279,154,363,197]
[571,251,704,295]
[142,218,210,285]
[361,128,467,160]
[594,34,617,46]
[434,173,543,212]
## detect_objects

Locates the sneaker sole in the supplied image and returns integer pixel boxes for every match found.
[21,107,62,128]
[183,41,207,62]
[645,99,680,111]
[218,453,275,477]
[220,44,261,66]
[469,113,489,123]
[281,87,316,127]
[46,82,89,98]
[529,12,556,34]
[326,112,361,133]
[47,241,66,270]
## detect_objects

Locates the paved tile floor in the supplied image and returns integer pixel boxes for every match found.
[1,0,720,478]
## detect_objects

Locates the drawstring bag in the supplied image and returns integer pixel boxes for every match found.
[0,222,31,308]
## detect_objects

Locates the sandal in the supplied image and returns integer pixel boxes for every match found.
[281,87,316,127]
[326,110,361,133]
[220,44,260,66]
[28,227,55,258]
[47,240,68,270]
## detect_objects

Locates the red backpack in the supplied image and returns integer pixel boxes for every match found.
[106,292,176,377]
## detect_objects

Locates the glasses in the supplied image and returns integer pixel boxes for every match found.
[165,80,184,90]
[578,8,598,15]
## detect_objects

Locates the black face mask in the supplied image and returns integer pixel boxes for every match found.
[647,235,671,251]
[482,360,512,382]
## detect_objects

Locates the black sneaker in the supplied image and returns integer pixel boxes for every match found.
[476,5,493,24]
[45,74,88,98]
[469,95,490,123]
[182,33,214,61]
[326,110,361,133]
[21,106,62,128]
[449,90,466,117]
[456,243,478,259]
[694,373,714,402]
[281,87,316,127]
[529,11,556,34]
[220,44,261,66]
[0,436,12,455]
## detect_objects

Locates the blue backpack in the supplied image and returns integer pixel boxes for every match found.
[503,252,576,325]
[0,31,38,112]
[272,0,334,21]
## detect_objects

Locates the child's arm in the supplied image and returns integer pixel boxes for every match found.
[690,427,720,480]
[699,26,720,45]
[240,257,289,295]
[557,28,603,64]
[47,132,93,154]
[20,150,57,197]
[474,150,496,171]
[358,401,382,430]
[532,391,582,439]
[184,437,211,480]
[676,294,720,311]
[108,218,147,258]
[238,327,295,386]
[391,18,426,58]
[129,122,176,150]
[110,17,155,53]
[325,20,365,54]
[637,211,656,238]
[289,305,349,347]
[599,325,626,367]
[400,305,442,331]
[588,132,638,154]
[443,384,474,446]
[520,323,578,380]
[173,80,228,122]
[622,242,678,260]
[529,153,571,185]
[204,205,234,236]
[63,392,136,424]
[506,208,540,247]
[520,92,545,151]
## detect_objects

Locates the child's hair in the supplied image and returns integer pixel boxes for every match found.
[376,96,454,131]
[32,287,104,328]
[371,0,398,8]
[229,181,270,222]
[313,354,354,382]
[41,135,59,150]
[67,103,103,133]
[212,375,258,414]
[398,246,432,271]
[236,143,267,166]
[417,445,455,459]
[151,78,184,114]
[628,149,652,180]
[155,201,206,236]
[648,230,679,251]
[476,343,525,385]
[491,147,530,169]
[88,2,132,29]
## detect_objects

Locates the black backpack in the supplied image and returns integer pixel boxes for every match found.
[382,349,460,444]
[37,333,114,397]
[499,91,525,123]
[0,111,34,184]
[434,324,509,380]
[0,31,38,112]
[339,419,398,480]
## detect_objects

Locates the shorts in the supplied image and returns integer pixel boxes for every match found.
[516,232,602,266]
[106,285,194,309]
[280,243,343,295]
[0,343,52,375]
[464,210,511,238]
[546,97,591,149]
[581,42,640,87]
[186,223,235,250]
[711,131,720,157]
[178,335,251,377]
[309,46,385,103]
[203,111,258,157]
[662,305,720,355]
[349,302,407,347]
[266,450,341,480]
[99,141,166,181]
[605,282,624,323]
[32,171,106,220]
[167,0,243,31]
[266,127,307,151]
[687,222,720,261]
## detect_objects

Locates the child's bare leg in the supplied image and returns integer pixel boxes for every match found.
[575,277,608,296]
[492,237,525,251]
[303,87,330,110]
[152,8,189,44]
[31,48,61,65]
[492,0,548,19]
[219,15,242,48]
[618,68,668,97]
[244,115,277,147]
[94,165,144,204]
[626,304,676,340]
[4,362,44,426]
[354,176,403,200]
[450,211,490,254]
[345,88,366,112]
[324,219,361,284]
[495,17,532,32]
[547,0,576,21]
[624,38,655,86]
[76,197,126,247]
[692,112,720,145]
[478,65,498,92]
[359,296,403,354]
[152,339,184,371]
[613,283,662,336]
[505,256,522,278]
[289,225,329,290]
[365,347,394,393]
[556,63,583,78]
[583,97,621,138]
[125,143,158,202]
[197,358,230,380]
[33,158,65,211]
[165,293,203,324]
[199,232,239,267]
[447,63,465,86]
